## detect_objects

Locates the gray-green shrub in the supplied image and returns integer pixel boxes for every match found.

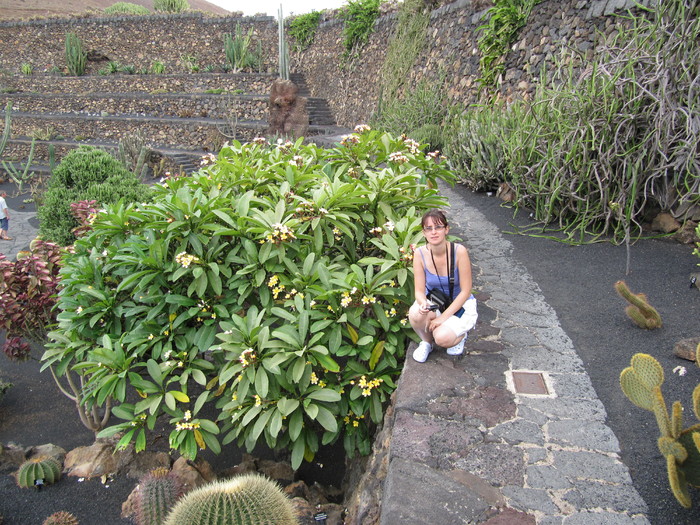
[38,145,153,246]
[371,78,449,150]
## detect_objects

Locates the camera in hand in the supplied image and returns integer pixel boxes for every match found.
[427,288,450,311]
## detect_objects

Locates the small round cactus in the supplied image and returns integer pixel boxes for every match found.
[163,473,299,525]
[135,467,183,525]
[43,511,79,525]
[16,455,62,488]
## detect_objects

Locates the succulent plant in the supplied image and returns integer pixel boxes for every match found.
[614,280,662,329]
[135,467,183,525]
[163,473,299,525]
[16,455,62,488]
[43,511,79,525]
[620,352,700,508]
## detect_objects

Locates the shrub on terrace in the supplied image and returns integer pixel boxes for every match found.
[288,11,322,52]
[340,0,381,57]
[104,2,151,15]
[37,146,153,246]
[154,0,190,13]
[41,130,454,468]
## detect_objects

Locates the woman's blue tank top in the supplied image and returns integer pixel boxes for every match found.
[419,245,461,296]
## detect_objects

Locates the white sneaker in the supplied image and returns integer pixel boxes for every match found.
[446,336,466,356]
[412,341,432,363]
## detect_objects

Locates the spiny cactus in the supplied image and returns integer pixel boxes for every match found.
[43,511,79,525]
[135,467,183,525]
[620,353,700,508]
[16,455,62,488]
[614,280,662,329]
[64,32,86,76]
[163,473,299,525]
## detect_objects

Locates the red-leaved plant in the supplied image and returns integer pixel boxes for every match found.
[0,239,63,360]
[1,201,113,432]
[70,199,99,238]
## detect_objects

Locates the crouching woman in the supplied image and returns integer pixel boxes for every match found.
[408,209,478,362]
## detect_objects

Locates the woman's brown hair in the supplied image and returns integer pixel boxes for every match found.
[421,209,448,229]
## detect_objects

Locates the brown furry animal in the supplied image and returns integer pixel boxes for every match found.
[268,79,309,139]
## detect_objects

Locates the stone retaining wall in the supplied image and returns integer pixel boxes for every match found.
[0,0,658,130]
[0,13,279,75]
[294,0,658,127]
[9,114,263,151]
[2,72,276,95]
[0,92,269,121]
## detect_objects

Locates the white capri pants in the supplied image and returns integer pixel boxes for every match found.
[438,295,478,338]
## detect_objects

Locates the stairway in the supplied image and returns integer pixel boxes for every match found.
[0,72,344,176]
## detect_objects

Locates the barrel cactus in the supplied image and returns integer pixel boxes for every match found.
[16,455,62,488]
[620,351,700,508]
[163,473,299,525]
[43,511,79,525]
[135,467,183,525]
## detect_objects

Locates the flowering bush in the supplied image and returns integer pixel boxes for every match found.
[42,129,454,467]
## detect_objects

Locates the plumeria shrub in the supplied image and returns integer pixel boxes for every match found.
[42,129,454,467]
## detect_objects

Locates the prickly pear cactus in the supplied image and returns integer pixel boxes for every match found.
[163,473,299,525]
[135,467,183,525]
[16,455,62,488]
[620,353,700,508]
[43,511,79,525]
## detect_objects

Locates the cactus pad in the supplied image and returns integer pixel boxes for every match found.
[667,454,692,508]
[630,353,664,389]
[658,436,688,462]
[163,473,299,525]
[620,353,665,412]
[17,455,62,488]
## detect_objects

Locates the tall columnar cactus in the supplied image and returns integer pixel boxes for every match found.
[614,280,663,329]
[1,101,11,154]
[278,5,289,80]
[43,511,79,525]
[16,455,62,488]
[620,352,700,508]
[65,32,86,76]
[135,467,183,525]
[163,473,299,525]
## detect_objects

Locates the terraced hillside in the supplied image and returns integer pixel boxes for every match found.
[0,70,341,177]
